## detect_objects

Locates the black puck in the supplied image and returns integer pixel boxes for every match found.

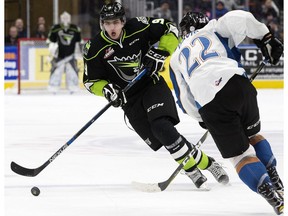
[31,186,40,196]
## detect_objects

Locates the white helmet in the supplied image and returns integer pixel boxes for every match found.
[60,11,71,27]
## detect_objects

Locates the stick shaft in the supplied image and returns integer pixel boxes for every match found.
[11,69,147,177]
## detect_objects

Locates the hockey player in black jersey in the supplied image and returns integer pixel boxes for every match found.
[47,11,82,93]
[83,2,229,189]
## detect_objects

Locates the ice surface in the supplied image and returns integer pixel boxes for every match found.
[4,89,284,216]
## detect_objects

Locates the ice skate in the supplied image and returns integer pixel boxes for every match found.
[185,167,207,188]
[258,182,284,215]
[267,166,284,196]
[206,157,229,185]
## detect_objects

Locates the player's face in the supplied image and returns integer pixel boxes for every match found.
[103,19,124,40]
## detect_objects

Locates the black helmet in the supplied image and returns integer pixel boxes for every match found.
[179,12,209,37]
[100,2,125,22]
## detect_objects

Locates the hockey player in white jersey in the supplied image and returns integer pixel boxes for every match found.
[169,10,283,214]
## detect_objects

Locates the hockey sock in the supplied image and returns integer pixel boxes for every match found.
[181,136,210,170]
[238,158,270,192]
[251,137,276,168]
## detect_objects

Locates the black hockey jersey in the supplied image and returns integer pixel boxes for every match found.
[48,24,81,58]
[83,16,178,98]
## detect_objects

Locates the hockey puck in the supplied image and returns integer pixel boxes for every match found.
[31,186,40,196]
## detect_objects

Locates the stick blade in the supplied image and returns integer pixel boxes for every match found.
[10,161,40,177]
[131,181,162,192]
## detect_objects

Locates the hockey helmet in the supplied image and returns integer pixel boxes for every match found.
[179,12,209,37]
[100,2,125,22]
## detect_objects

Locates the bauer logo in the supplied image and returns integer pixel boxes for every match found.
[147,103,164,112]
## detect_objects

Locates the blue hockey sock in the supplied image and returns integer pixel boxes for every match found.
[252,139,276,167]
[238,161,270,192]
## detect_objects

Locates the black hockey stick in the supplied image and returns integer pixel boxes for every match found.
[132,130,209,192]
[11,69,147,177]
[132,60,269,192]
[249,59,268,82]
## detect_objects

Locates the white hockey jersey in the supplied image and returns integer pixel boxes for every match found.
[170,10,269,121]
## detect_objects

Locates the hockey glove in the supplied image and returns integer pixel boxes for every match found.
[143,47,170,76]
[253,31,283,65]
[102,83,126,107]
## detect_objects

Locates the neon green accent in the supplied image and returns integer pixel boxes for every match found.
[124,24,150,38]
[196,152,210,170]
[115,62,139,68]
[177,157,196,171]
[90,80,109,96]
[158,33,178,55]
[101,31,118,44]
[85,41,91,50]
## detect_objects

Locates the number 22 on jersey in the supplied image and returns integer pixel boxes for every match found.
[179,36,220,77]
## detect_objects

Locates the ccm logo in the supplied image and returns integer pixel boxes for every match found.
[147,103,164,112]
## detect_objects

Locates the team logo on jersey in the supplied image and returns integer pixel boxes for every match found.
[136,16,148,24]
[104,47,115,59]
[107,51,142,81]
[215,77,222,86]
[83,41,91,56]
[58,30,74,45]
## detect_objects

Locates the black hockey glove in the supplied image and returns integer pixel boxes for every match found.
[142,47,170,76]
[253,31,283,65]
[102,83,126,107]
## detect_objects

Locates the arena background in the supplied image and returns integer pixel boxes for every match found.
[4,0,284,91]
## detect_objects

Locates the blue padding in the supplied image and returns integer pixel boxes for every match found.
[238,161,270,192]
[253,139,276,167]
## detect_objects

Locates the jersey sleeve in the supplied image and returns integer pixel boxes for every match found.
[146,17,179,54]
[47,25,58,43]
[215,10,270,47]
[83,40,108,96]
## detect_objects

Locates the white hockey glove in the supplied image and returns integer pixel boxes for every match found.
[143,47,170,76]
[253,29,283,65]
[102,83,126,107]
[48,42,59,59]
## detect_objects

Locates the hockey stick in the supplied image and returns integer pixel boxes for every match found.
[132,60,268,192]
[132,130,209,192]
[249,60,268,82]
[11,69,147,177]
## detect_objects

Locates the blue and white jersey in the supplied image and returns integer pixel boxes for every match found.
[170,10,269,121]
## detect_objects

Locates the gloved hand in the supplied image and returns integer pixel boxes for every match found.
[253,30,283,65]
[142,47,170,76]
[102,83,126,107]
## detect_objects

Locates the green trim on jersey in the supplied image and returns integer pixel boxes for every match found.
[124,23,150,38]
[90,80,109,96]
[158,33,178,55]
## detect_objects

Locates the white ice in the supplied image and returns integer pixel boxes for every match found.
[4,89,285,216]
